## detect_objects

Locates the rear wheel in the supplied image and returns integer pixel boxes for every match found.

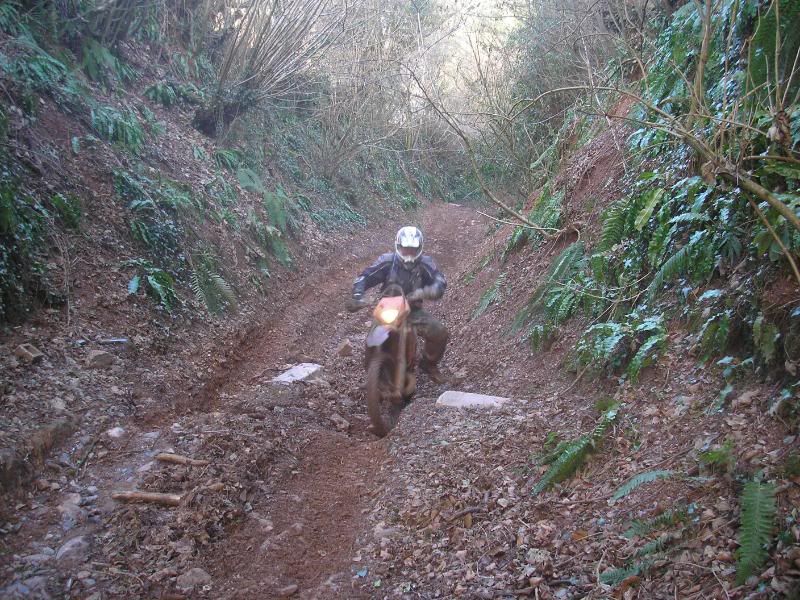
[366,353,402,437]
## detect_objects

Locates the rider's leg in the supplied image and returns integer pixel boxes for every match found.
[410,309,449,383]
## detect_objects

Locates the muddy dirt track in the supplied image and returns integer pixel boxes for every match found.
[1,201,489,599]
[5,198,798,600]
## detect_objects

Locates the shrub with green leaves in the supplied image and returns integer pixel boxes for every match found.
[125,259,179,311]
[576,313,666,380]
[0,179,48,322]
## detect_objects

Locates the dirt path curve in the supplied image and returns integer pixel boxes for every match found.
[204,201,485,599]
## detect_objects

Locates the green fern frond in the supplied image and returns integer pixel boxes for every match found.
[237,167,265,193]
[214,149,241,171]
[736,480,776,584]
[627,331,667,381]
[532,404,619,495]
[600,560,654,586]
[644,241,695,302]
[145,81,178,107]
[263,188,290,233]
[624,508,688,538]
[191,260,237,315]
[473,273,506,319]
[610,470,677,503]
[600,198,633,250]
[510,242,584,334]
[533,437,592,495]
[501,226,529,262]
[632,530,683,559]
[752,315,779,365]
[668,212,711,224]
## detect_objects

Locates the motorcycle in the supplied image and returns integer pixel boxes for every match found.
[359,285,417,437]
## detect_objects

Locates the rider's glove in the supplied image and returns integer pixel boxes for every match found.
[408,285,439,302]
[345,297,367,313]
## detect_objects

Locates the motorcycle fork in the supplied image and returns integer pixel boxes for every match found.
[392,323,407,401]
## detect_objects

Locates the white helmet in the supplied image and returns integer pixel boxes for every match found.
[395,226,423,264]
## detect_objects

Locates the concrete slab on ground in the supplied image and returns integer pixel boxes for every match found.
[435,391,510,409]
[271,363,323,384]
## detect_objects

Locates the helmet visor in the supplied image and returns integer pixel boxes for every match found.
[398,246,419,259]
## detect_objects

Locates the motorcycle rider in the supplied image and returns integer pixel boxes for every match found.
[347,226,449,384]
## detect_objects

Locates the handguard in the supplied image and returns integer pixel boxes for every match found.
[366,325,391,347]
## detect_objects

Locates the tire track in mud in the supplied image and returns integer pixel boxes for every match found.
[205,202,486,598]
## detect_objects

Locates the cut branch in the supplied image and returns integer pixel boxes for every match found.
[111,491,182,506]
[155,453,210,467]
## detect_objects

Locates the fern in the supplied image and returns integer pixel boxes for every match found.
[600,560,654,586]
[610,470,677,503]
[91,105,146,153]
[145,81,178,107]
[627,330,667,381]
[699,439,735,472]
[633,188,666,231]
[532,404,619,495]
[81,38,136,85]
[214,149,241,171]
[502,188,563,261]
[501,225,530,262]
[632,530,683,559]
[0,2,22,35]
[697,311,731,360]
[668,212,711,225]
[644,238,697,302]
[237,167,265,193]
[473,273,506,319]
[600,197,634,250]
[576,322,627,371]
[124,259,178,311]
[191,255,237,315]
[752,314,779,365]
[263,187,291,233]
[736,480,776,584]
[511,241,584,334]
[624,507,688,538]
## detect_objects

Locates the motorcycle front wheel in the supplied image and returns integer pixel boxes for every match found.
[366,353,402,437]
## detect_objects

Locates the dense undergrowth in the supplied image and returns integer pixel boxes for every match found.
[468,0,799,589]
[0,0,467,324]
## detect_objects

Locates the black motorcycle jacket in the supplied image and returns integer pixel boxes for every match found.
[352,253,446,307]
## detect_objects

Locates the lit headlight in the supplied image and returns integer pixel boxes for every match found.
[379,308,399,324]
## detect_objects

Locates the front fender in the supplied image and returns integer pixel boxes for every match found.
[367,325,392,347]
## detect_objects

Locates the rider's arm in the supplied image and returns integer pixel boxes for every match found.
[352,253,393,300]
[418,256,446,300]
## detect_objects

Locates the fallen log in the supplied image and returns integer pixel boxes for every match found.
[111,491,182,506]
[155,453,209,467]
